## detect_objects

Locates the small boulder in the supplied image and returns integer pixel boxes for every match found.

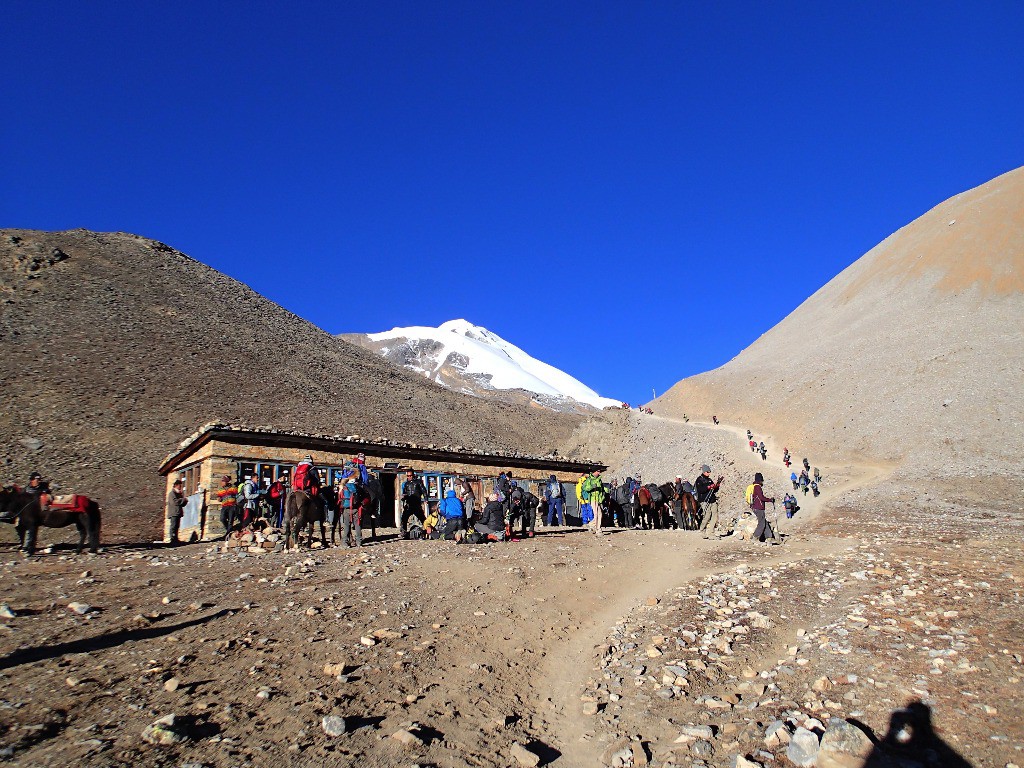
[510,742,540,767]
[786,727,820,767]
[141,714,189,745]
[321,715,347,737]
[817,720,873,768]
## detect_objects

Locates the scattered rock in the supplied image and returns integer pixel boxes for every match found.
[140,714,189,745]
[510,741,540,767]
[391,728,424,746]
[163,677,180,692]
[786,727,820,768]
[321,715,347,737]
[817,719,873,768]
[67,602,93,615]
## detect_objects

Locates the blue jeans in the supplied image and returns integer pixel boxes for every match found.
[546,497,565,525]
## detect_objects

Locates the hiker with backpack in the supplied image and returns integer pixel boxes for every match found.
[749,472,780,545]
[237,474,262,530]
[292,456,321,495]
[544,474,565,526]
[581,470,607,535]
[695,465,724,539]
[813,467,821,485]
[810,480,820,497]
[790,471,799,490]
[341,476,368,547]
[759,442,767,461]
[400,470,428,537]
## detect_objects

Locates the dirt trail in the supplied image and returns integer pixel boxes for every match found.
[535,534,854,767]
[535,415,899,766]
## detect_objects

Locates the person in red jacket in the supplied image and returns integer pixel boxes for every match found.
[750,472,780,545]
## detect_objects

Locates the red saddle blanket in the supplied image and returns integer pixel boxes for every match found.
[49,494,90,514]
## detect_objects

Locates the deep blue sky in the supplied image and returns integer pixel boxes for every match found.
[4,2,1022,405]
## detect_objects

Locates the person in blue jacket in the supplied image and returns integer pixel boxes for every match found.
[437,489,464,540]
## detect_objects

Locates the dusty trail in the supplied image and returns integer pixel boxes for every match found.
[534,534,854,767]
[535,415,898,766]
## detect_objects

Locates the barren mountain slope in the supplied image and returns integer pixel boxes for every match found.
[0,230,583,535]
[655,166,1024,477]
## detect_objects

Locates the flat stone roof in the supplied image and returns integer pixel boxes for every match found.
[159,422,605,475]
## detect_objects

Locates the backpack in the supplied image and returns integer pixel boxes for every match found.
[550,482,563,499]
[406,525,424,540]
[744,484,755,507]
[612,485,631,506]
[681,481,694,496]
[467,531,484,544]
[363,475,383,503]
[293,463,313,491]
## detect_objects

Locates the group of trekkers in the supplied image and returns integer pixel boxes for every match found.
[398,470,565,543]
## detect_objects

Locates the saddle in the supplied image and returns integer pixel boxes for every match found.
[49,494,90,514]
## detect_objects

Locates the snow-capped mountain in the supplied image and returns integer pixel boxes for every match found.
[342,319,621,412]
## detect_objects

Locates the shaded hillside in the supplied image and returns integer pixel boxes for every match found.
[0,230,584,536]
[655,166,1024,477]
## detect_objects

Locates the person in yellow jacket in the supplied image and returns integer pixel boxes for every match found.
[581,470,608,536]
[575,475,586,506]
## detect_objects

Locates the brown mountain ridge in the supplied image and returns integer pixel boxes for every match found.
[0,230,583,538]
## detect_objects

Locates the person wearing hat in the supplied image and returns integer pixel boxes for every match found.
[217,474,238,539]
[166,478,187,545]
[750,472,780,544]
[694,464,724,539]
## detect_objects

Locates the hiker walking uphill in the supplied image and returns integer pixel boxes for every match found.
[749,472,780,545]
[581,470,607,536]
[759,442,767,461]
[695,465,724,539]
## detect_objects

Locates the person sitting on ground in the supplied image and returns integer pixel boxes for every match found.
[217,474,238,539]
[544,474,565,526]
[476,492,506,541]
[437,489,464,540]
[750,472,779,545]
[695,465,724,539]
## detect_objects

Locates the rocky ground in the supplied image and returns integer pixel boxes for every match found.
[0,417,1021,768]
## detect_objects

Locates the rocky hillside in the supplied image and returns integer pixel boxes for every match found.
[0,230,584,536]
[654,166,1024,480]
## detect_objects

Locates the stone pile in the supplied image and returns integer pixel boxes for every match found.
[218,527,287,554]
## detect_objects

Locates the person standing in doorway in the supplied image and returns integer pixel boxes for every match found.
[166,479,187,545]
[400,470,428,537]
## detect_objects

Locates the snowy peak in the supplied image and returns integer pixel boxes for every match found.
[344,320,621,411]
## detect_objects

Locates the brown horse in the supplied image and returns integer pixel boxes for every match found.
[284,490,328,550]
[679,491,700,530]
[0,486,101,556]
